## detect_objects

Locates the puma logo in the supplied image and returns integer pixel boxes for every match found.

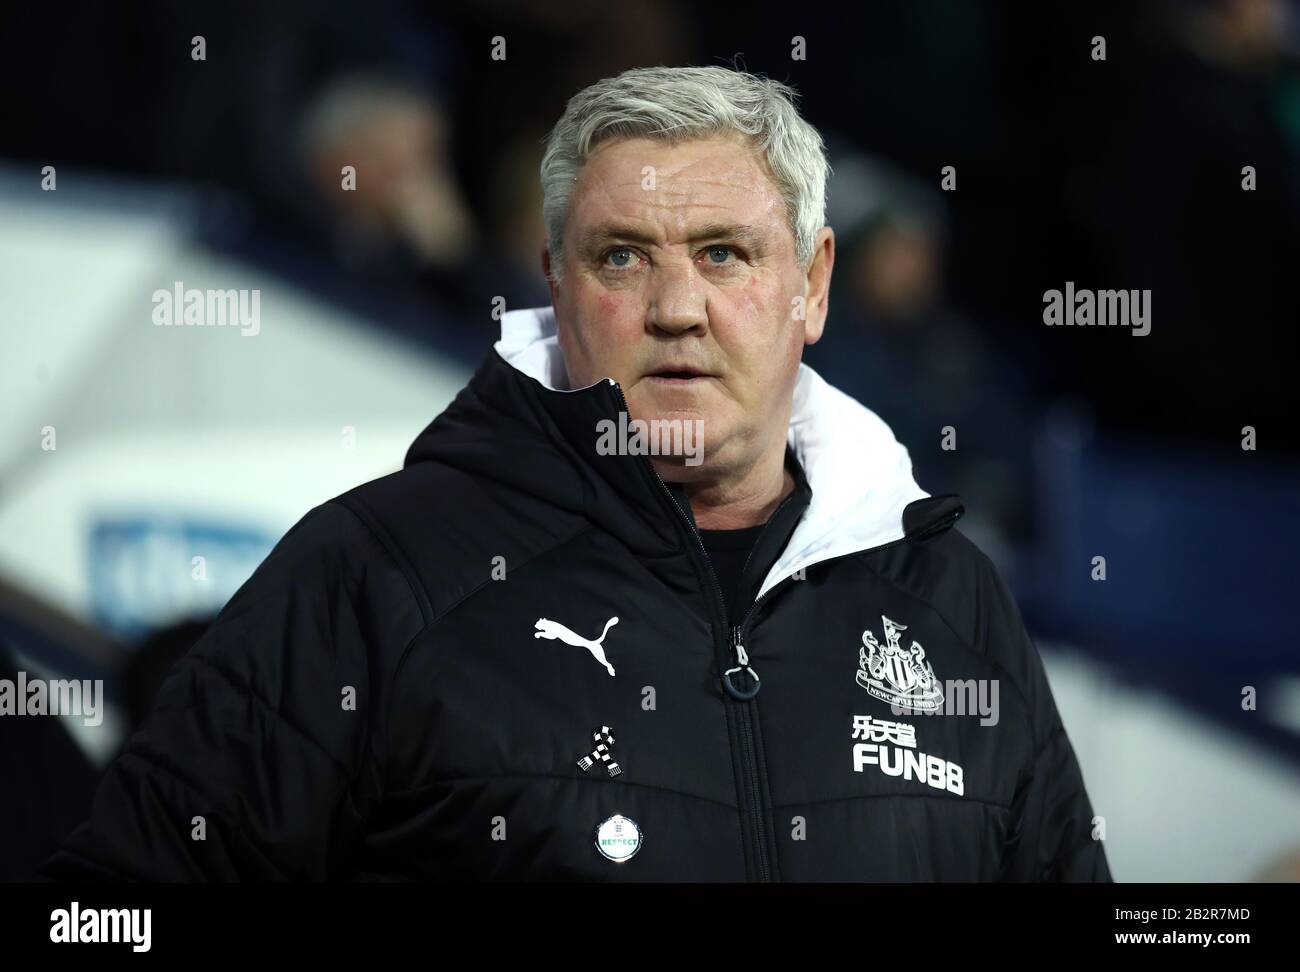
[533,616,618,676]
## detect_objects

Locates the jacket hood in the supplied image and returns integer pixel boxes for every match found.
[407,305,946,600]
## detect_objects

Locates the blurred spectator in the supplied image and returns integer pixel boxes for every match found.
[298,75,478,280]
[806,148,1038,569]
[1057,0,1300,451]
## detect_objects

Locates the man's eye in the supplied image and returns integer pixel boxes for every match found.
[604,247,637,269]
[705,245,738,265]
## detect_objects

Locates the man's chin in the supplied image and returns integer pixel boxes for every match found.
[651,453,711,481]
[620,406,710,469]
[621,382,737,470]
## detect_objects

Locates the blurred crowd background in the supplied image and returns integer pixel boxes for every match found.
[1,0,1298,881]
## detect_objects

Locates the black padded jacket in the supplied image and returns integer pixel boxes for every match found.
[41,306,1111,882]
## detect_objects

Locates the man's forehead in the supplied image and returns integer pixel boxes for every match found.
[574,220,772,255]
[570,136,785,243]
[580,134,770,189]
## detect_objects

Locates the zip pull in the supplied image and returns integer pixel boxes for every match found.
[722,625,761,701]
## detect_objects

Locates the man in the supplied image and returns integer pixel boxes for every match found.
[43,65,1109,881]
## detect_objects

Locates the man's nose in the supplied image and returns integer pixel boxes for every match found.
[645,263,708,336]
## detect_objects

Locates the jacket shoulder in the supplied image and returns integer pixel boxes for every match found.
[868,525,1056,738]
[867,521,999,647]
[330,460,591,624]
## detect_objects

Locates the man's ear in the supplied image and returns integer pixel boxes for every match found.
[802,227,835,346]
[542,247,559,307]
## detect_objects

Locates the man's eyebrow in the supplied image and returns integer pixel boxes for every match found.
[577,223,768,255]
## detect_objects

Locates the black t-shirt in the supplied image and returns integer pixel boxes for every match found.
[687,446,813,628]
[698,521,769,627]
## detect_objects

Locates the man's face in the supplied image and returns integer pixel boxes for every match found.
[546,134,832,480]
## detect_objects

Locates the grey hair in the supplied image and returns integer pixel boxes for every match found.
[540,65,831,283]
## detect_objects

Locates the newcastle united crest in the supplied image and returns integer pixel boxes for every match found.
[856,615,943,712]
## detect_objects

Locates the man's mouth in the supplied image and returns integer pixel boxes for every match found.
[645,365,714,384]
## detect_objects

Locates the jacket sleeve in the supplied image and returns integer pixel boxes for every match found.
[39,499,426,881]
[976,554,1113,882]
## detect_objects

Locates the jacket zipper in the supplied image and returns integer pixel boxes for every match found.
[610,382,776,881]
[720,485,801,700]
[607,381,961,882]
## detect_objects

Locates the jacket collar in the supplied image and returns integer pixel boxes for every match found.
[493,306,940,600]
